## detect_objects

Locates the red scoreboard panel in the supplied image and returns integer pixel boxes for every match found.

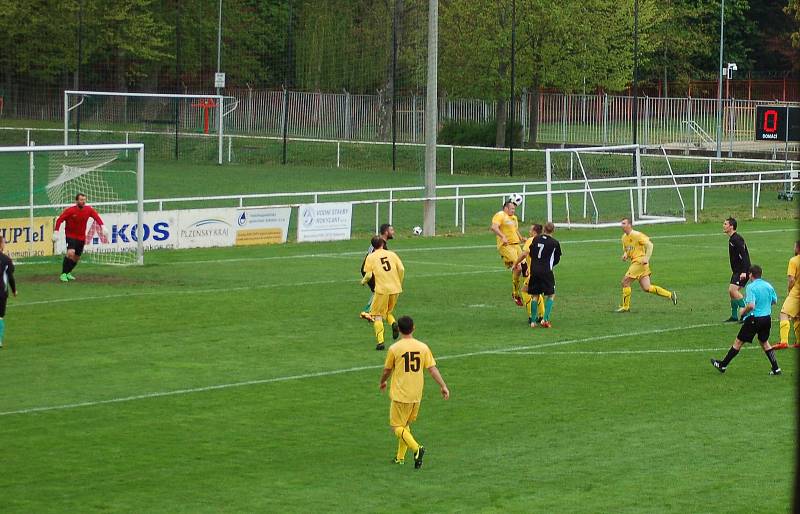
[755,106,800,142]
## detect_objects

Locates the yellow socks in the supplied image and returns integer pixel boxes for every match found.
[396,439,408,461]
[373,320,384,344]
[621,286,632,309]
[387,313,396,326]
[393,426,420,453]
[780,319,791,344]
[794,320,800,343]
[522,292,532,318]
[512,275,520,296]
[537,295,545,319]
[648,285,672,299]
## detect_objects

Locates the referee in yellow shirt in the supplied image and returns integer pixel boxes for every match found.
[617,217,677,312]
[379,316,449,469]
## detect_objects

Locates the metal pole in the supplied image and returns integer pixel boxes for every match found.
[137,148,145,265]
[175,0,181,160]
[715,0,725,158]
[76,0,83,145]
[509,0,516,177]
[216,0,223,98]
[423,0,438,236]
[282,1,293,165]
[632,0,639,145]
[392,1,398,172]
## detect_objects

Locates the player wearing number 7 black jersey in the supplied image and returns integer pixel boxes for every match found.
[361,236,405,350]
[379,316,449,468]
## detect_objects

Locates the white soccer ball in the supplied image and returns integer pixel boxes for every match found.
[509,193,523,205]
[413,226,423,236]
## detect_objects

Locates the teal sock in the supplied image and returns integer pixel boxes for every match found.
[736,298,746,318]
[544,298,554,321]
[730,300,739,319]
[363,294,374,312]
[0,318,5,343]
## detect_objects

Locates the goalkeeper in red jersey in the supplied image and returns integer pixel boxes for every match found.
[53,193,107,282]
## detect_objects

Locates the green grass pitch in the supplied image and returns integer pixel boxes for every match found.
[0,218,796,513]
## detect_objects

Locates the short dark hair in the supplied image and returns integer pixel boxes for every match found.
[371,235,384,250]
[749,264,762,278]
[75,193,86,200]
[795,240,799,249]
[544,222,555,234]
[532,223,543,235]
[621,216,632,224]
[725,217,737,230]
[397,316,414,335]
[503,200,514,209]
[379,223,393,236]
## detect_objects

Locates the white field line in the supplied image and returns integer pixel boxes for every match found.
[15,228,792,267]
[0,322,723,417]
[11,268,505,307]
[501,347,758,356]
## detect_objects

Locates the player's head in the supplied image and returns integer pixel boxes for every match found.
[544,222,555,234]
[723,217,737,234]
[379,223,395,241]
[530,223,543,237]
[620,217,633,234]
[503,200,516,215]
[796,240,800,255]
[75,193,87,208]
[397,316,414,336]
[748,264,763,280]
[371,235,385,250]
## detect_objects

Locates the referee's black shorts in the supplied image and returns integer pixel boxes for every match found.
[527,269,555,296]
[737,315,771,344]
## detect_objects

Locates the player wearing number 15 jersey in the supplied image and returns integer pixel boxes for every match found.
[361,236,405,350]
[379,316,449,468]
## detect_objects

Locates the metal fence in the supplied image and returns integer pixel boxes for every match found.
[2,88,799,154]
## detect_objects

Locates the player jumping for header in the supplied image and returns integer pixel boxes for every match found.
[53,193,107,282]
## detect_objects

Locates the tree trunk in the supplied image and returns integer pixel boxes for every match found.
[495,98,507,148]
[527,80,541,148]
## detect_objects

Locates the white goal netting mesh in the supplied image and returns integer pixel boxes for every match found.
[547,145,685,227]
[46,149,138,265]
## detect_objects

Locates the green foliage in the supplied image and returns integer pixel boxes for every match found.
[438,119,523,148]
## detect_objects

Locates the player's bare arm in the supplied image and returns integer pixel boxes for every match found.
[427,366,449,400]
[491,223,508,245]
[379,368,392,392]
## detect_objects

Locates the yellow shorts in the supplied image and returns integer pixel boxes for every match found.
[781,295,800,318]
[389,400,420,427]
[498,244,523,268]
[370,293,399,318]
[625,262,652,280]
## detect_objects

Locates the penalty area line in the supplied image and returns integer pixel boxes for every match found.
[0,322,721,417]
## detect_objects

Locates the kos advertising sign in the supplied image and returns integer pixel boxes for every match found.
[296,202,352,242]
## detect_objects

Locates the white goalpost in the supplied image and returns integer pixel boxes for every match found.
[545,144,686,228]
[0,143,145,265]
[64,90,239,165]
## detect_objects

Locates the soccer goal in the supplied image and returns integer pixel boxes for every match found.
[64,90,239,165]
[544,144,686,228]
[0,143,145,265]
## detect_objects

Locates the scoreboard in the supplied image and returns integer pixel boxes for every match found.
[755,106,800,142]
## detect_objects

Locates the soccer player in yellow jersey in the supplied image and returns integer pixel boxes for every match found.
[513,224,545,326]
[361,236,405,350]
[491,198,525,306]
[379,316,449,468]
[617,217,677,312]
[775,240,800,350]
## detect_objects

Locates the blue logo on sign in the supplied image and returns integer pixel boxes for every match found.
[238,212,247,226]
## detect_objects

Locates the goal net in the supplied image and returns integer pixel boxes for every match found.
[545,144,686,228]
[64,91,239,165]
[0,143,144,265]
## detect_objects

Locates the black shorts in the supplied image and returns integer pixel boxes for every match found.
[737,316,771,344]
[0,292,6,317]
[730,272,748,288]
[66,237,85,256]
[527,269,555,296]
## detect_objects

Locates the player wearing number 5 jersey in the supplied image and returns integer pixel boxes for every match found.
[361,236,405,350]
[380,316,449,468]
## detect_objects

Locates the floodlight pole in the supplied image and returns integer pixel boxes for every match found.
[715,0,725,158]
[632,0,639,146]
[75,0,83,145]
[509,0,516,177]
[423,0,438,236]
[392,1,398,172]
